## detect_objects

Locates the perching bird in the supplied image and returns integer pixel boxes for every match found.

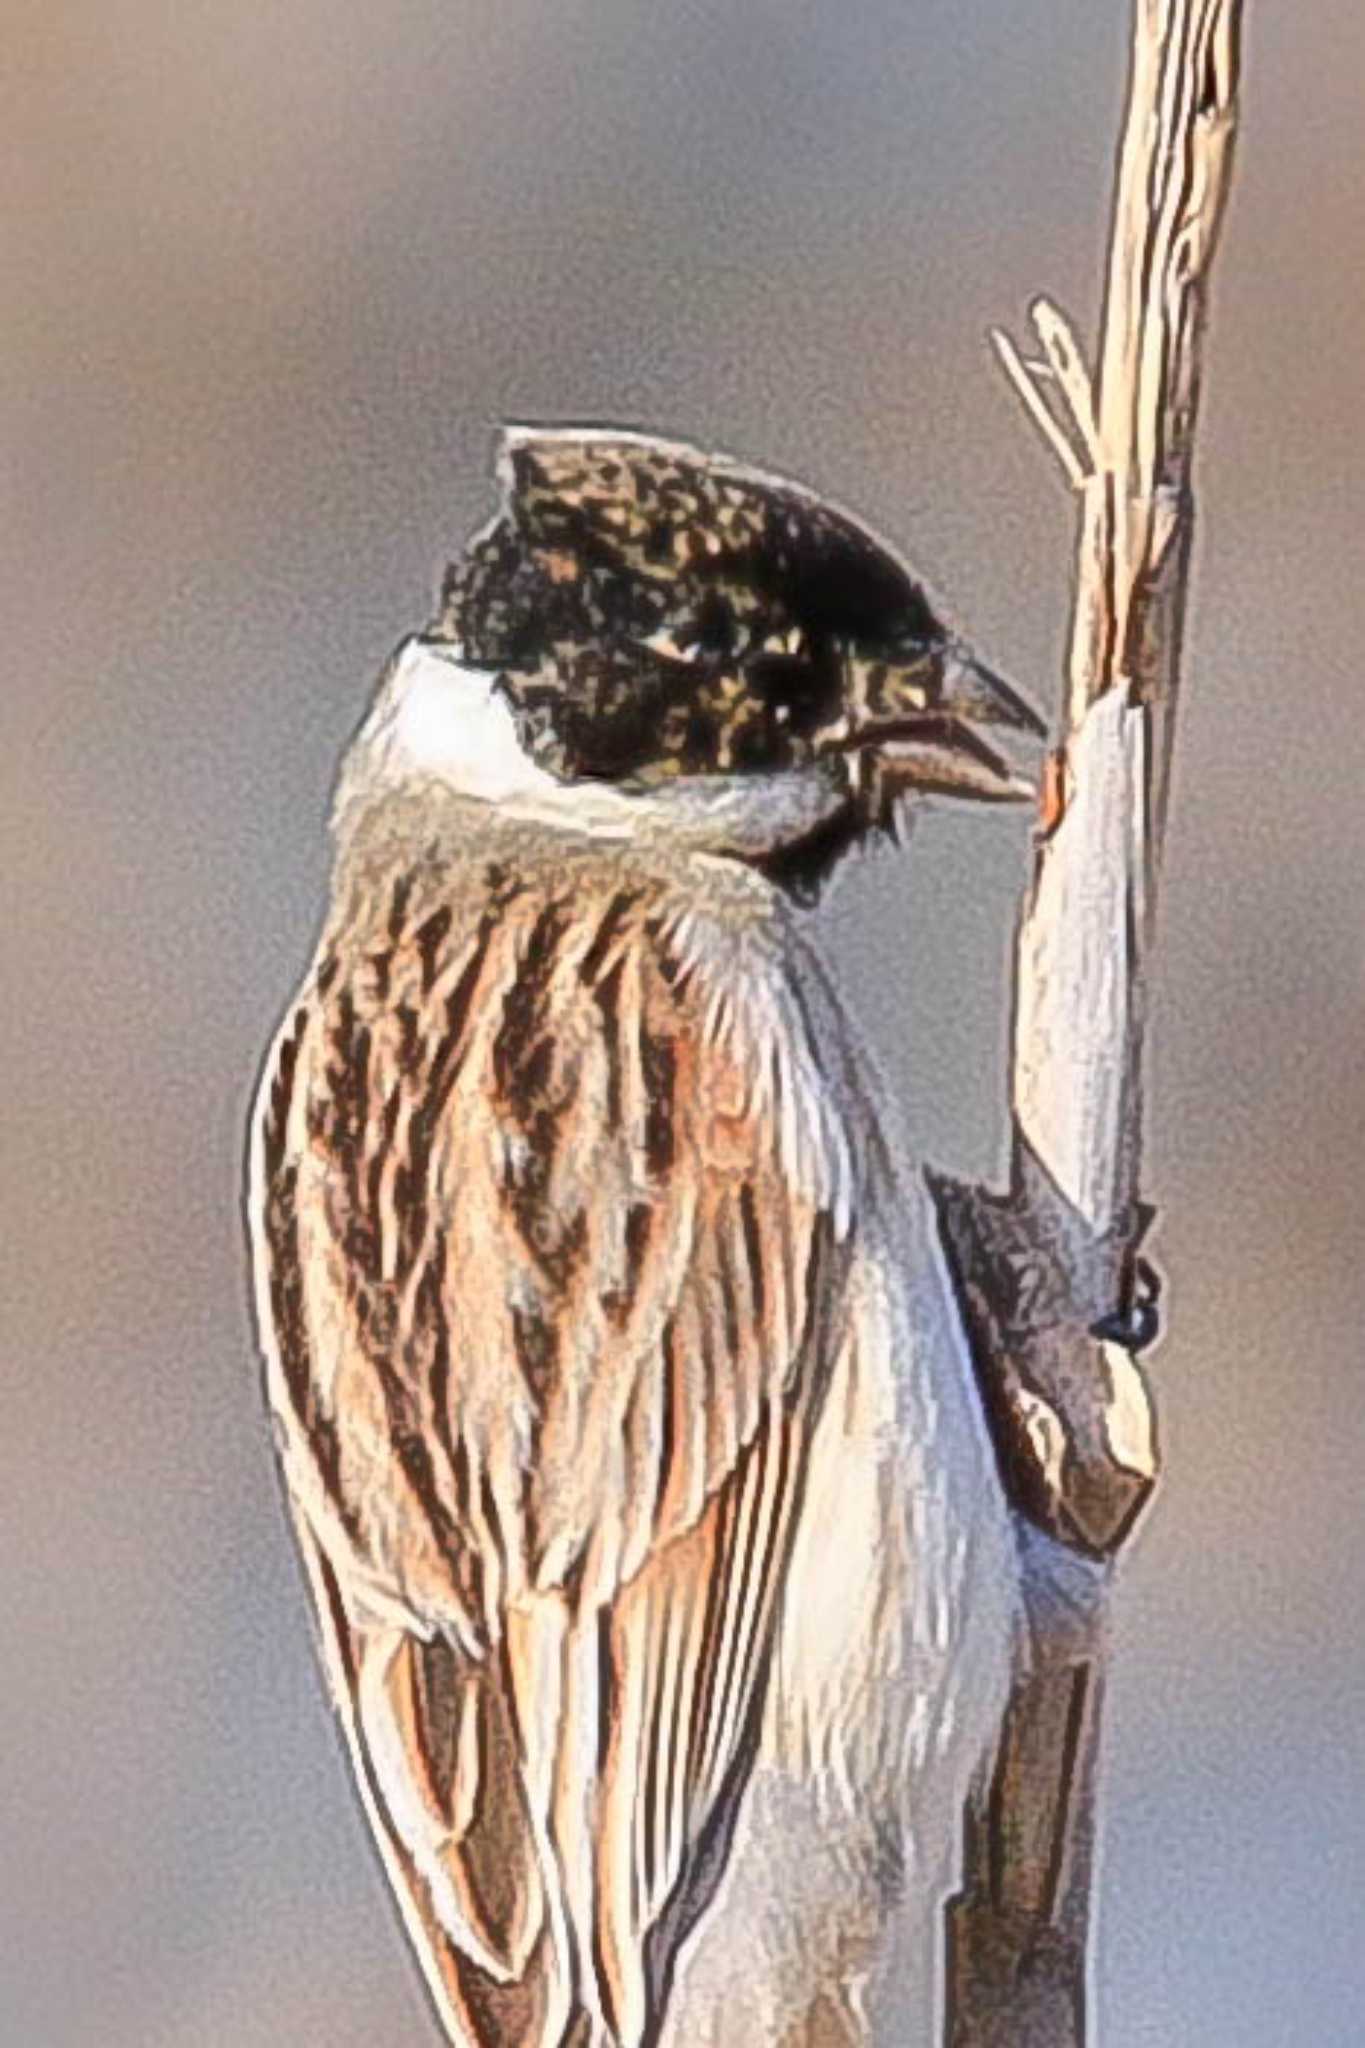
[248,426,1034,2048]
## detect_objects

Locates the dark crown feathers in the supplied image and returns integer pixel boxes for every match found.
[433,428,947,784]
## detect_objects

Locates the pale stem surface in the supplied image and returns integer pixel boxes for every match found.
[939,5,1245,2043]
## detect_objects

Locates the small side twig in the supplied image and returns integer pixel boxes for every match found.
[1029,299,1101,467]
[989,326,1087,489]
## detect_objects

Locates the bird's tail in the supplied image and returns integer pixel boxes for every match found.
[294,1516,602,2048]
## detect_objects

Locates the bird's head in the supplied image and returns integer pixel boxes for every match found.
[350,427,1043,894]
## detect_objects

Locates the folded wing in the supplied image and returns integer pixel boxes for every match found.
[250,853,855,2046]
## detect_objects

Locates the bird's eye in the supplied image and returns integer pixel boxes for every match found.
[747,651,841,738]
[689,590,736,656]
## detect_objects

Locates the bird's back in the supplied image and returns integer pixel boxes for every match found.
[251,784,932,2046]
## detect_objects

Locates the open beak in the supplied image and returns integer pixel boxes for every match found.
[841,639,1045,805]
[871,721,1037,803]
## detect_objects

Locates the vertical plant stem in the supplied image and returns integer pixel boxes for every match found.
[938,6,1245,2042]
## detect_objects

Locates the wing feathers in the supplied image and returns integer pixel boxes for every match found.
[361,1631,544,1985]
[253,852,856,2046]
[291,1519,573,2048]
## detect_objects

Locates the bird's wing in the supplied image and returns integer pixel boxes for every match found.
[250,860,857,2047]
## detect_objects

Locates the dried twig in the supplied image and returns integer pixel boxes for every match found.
[989,326,1087,489]
[935,5,1245,2041]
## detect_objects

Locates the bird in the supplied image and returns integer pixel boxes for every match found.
[247,424,1034,2048]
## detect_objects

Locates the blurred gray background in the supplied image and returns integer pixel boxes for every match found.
[5,3,1364,2042]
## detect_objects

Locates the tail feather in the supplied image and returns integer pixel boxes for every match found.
[363,1630,546,1985]
[296,1517,589,2047]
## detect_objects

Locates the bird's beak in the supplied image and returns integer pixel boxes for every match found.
[937,639,1047,738]
[840,639,1045,805]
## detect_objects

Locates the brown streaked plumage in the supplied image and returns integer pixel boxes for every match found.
[249,427,1030,2048]
[256,812,852,2045]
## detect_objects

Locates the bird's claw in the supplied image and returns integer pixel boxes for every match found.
[1089,1257,1163,1353]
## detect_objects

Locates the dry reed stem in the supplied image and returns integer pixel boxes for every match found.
[937,5,1244,2042]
